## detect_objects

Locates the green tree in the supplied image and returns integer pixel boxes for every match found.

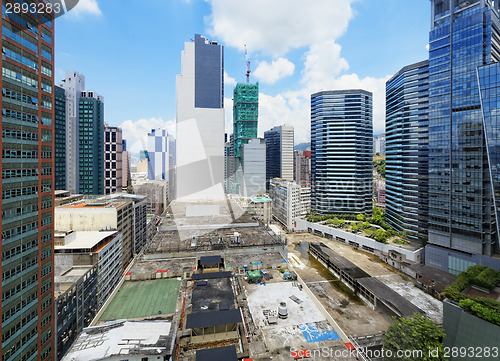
[356,213,365,221]
[383,313,445,361]
[338,219,345,227]
[362,221,371,229]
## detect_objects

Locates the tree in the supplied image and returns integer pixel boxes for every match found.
[356,213,365,221]
[383,313,445,361]
[338,219,345,227]
[362,221,371,229]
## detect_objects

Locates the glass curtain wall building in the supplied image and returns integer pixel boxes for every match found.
[385,60,429,244]
[54,85,66,191]
[426,0,500,273]
[264,125,294,189]
[310,90,373,215]
[78,91,104,195]
[1,4,55,360]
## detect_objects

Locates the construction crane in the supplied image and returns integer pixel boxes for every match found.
[245,44,251,83]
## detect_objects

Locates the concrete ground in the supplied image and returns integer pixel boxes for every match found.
[287,233,443,327]
[244,282,357,361]
[99,278,180,321]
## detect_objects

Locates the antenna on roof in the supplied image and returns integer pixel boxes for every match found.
[245,44,251,83]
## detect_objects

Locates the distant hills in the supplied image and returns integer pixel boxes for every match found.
[294,142,311,151]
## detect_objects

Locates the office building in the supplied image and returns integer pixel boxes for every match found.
[78,91,104,195]
[264,125,294,188]
[55,263,98,360]
[176,34,225,200]
[60,71,86,193]
[385,60,429,244]
[269,179,311,231]
[55,198,134,270]
[373,134,386,155]
[426,0,500,273]
[1,9,55,361]
[54,230,122,307]
[104,125,123,194]
[242,138,266,196]
[294,150,312,187]
[232,82,259,194]
[55,85,66,190]
[147,128,175,204]
[311,90,373,215]
[133,181,167,216]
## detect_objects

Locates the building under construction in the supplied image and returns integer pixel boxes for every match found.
[231,82,259,194]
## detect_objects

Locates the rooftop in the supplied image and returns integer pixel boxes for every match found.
[186,309,242,329]
[99,279,180,322]
[54,231,118,251]
[191,277,235,313]
[62,320,174,361]
[196,345,238,361]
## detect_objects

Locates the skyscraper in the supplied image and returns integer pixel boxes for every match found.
[104,125,123,195]
[60,71,85,193]
[54,85,66,191]
[311,90,373,215]
[147,128,175,204]
[232,82,259,194]
[78,91,104,195]
[1,8,55,360]
[385,60,429,244]
[176,34,225,200]
[426,0,500,273]
[264,125,294,188]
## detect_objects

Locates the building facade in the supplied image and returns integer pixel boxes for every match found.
[232,82,259,194]
[55,198,134,270]
[55,85,66,190]
[385,60,429,244]
[269,178,311,231]
[78,91,104,195]
[1,8,56,361]
[133,181,167,216]
[294,150,311,187]
[176,34,225,200]
[147,128,175,203]
[104,125,123,195]
[426,0,500,273]
[242,138,266,197]
[264,125,294,188]
[60,71,85,193]
[311,90,373,215]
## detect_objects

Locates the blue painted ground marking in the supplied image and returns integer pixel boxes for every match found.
[299,323,340,343]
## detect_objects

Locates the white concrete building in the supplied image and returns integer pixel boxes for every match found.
[269,178,310,231]
[147,128,175,203]
[242,138,266,197]
[55,230,122,306]
[176,34,225,200]
[60,71,85,193]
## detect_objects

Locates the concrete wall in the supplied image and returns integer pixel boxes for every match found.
[55,208,117,231]
[294,218,424,263]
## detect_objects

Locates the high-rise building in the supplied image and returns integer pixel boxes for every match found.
[264,125,294,188]
[311,90,373,215]
[294,150,312,187]
[385,60,429,244]
[78,91,104,195]
[426,0,500,273]
[242,138,266,197]
[1,8,55,361]
[147,128,175,204]
[232,82,259,194]
[176,34,225,200]
[104,125,123,195]
[60,71,85,193]
[373,134,386,155]
[55,85,66,190]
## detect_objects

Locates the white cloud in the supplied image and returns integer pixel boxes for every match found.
[206,0,353,56]
[67,0,101,18]
[224,71,237,86]
[301,41,349,88]
[254,57,295,84]
[119,117,175,155]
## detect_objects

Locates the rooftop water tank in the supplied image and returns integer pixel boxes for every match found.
[278,301,288,319]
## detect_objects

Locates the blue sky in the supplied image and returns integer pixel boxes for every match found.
[55,0,430,154]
